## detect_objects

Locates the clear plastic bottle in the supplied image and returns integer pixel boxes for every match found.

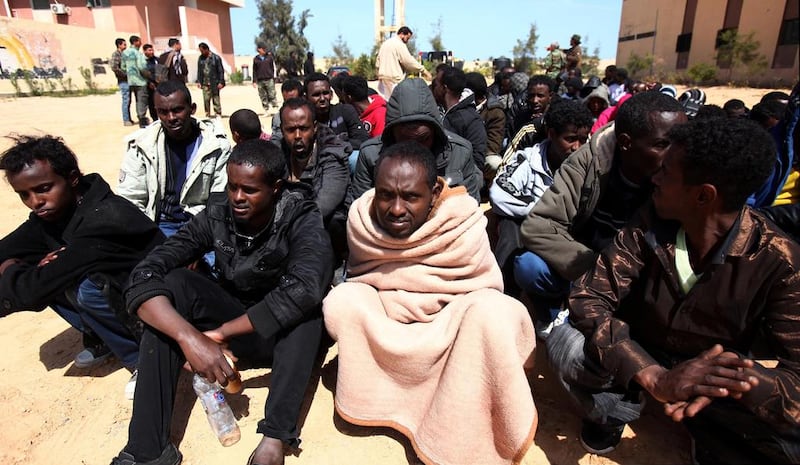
[192,373,241,446]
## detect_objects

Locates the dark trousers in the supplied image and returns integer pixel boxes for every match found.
[547,323,800,464]
[124,268,323,461]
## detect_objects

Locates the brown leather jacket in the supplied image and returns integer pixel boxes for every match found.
[570,204,800,432]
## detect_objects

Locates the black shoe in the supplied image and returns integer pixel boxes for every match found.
[579,419,625,455]
[74,332,112,368]
[110,444,182,465]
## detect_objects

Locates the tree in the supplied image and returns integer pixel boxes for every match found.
[715,29,768,82]
[330,34,353,66]
[578,35,601,77]
[512,23,538,73]
[256,0,311,73]
[430,17,445,51]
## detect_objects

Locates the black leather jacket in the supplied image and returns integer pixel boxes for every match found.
[125,184,333,339]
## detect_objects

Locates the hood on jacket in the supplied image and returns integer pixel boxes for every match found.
[582,84,609,107]
[382,78,448,154]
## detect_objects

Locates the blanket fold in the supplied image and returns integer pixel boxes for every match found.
[324,185,537,465]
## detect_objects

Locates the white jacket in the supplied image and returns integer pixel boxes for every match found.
[118,119,231,221]
[489,140,554,218]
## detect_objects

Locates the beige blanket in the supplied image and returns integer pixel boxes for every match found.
[323,185,537,465]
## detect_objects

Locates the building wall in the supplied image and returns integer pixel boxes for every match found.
[617,0,799,85]
[0,16,134,92]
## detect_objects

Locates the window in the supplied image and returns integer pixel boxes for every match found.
[676,33,692,53]
[778,18,799,46]
[31,0,50,9]
[88,0,112,7]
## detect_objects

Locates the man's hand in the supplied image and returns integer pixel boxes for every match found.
[217,83,224,90]
[663,396,713,421]
[38,246,66,267]
[197,83,203,89]
[636,345,757,404]
[252,82,257,88]
[178,331,237,388]
[0,258,22,275]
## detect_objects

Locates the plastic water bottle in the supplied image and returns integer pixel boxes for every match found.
[192,373,241,446]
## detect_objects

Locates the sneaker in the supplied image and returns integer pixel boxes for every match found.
[579,419,625,455]
[124,121,135,127]
[74,343,112,369]
[125,370,138,400]
[110,443,182,465]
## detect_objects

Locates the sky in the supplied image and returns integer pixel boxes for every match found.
[230,0,623,61]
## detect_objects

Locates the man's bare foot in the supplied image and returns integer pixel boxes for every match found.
[247,437,284,465]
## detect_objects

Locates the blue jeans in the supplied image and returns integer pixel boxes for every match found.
[52,278,139,368]
[513,251,570,322]
[158,220,215,269]
[119,82,131,123]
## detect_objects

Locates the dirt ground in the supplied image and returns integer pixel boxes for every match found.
[0,83,788,465]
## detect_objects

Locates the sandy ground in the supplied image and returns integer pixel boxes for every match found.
[0,83,788,465]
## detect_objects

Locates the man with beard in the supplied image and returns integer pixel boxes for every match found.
[119,80,231,238]
[111,139,333,465]
[279,98,351,261]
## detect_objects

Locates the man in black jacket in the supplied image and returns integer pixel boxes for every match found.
[279,98,351,262]
[0,135,162,390]
[304,72,370,151]
[253,45,278,113]
[195,42,225,118]
[432,65,488,173]
[112,139,333,465]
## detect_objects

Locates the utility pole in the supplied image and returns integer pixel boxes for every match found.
[374,0,405,45]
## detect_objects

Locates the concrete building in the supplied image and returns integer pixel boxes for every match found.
[616,0,798,85]
[1,0,242,82]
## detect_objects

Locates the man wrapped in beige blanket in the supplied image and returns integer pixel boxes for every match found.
[323,141,537,465]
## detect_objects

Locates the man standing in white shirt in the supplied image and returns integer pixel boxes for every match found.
[376,26,431,99]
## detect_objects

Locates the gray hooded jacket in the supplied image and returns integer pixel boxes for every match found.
[351,78,483,201]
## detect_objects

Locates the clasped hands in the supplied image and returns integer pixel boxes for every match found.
[636,344,758,422]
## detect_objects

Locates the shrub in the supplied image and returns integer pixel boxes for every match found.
[79,66,99,92]
[351,53,377,81]
[686,63,717,84]
[229,70,244,85]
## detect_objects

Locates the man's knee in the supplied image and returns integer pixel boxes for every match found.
[513,251,567,296]
[162,268,207,316]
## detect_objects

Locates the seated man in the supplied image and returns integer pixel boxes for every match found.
[269,78,304,145]
[230,108,269,143]
[341,75,387,174]
[0,135,162,394]
[432,66,488,174]
[279,98,351,261]
[304,73,369,151]
[119,80,231,237]
[518,91,686,335]
[465,72,506,176]
[352,78,483,201]
[490,100,593,293]
[547,118,800,464]
[341,74,386,139]
[501,75,558,165]
[324,141,536,465]
[112,139,333,465]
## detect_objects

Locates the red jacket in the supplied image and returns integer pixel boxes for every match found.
[361,95,387,138]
